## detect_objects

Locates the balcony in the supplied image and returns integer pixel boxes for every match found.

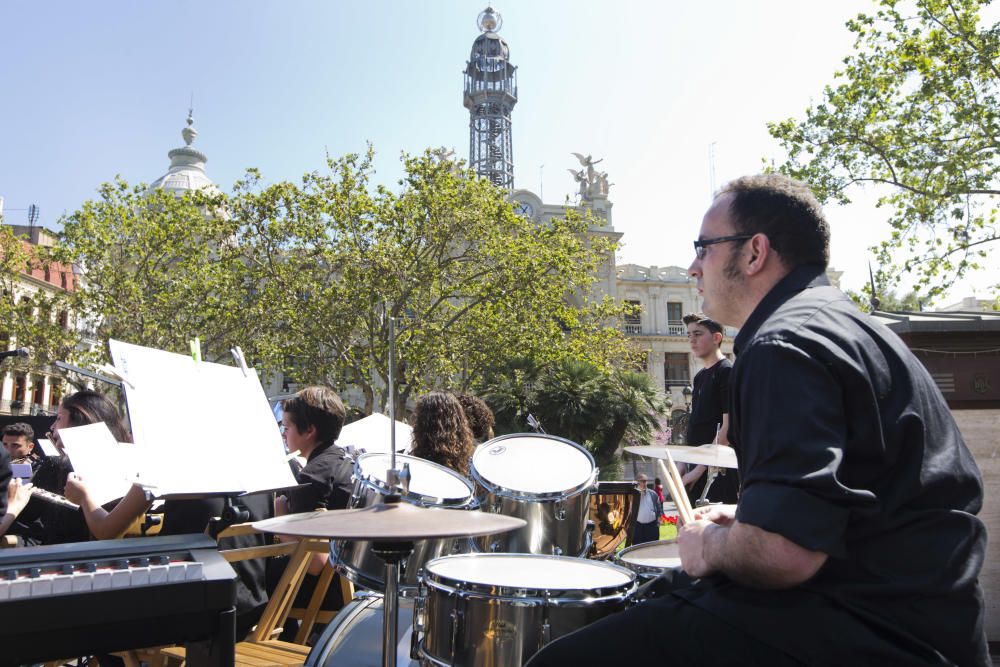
[0,399,56,416]
[622,321,687,337]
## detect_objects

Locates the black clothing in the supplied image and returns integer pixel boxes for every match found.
[685,358,739,504]
[159,493,274,639]
[526,576,804,667]
[531,265,988,666]
[677,265,988,666]
[11,455,89,545]
[269,440,355,633]
[286,441,354,514]
[0,447,9,517]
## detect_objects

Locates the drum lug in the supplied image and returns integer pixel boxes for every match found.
[552,546,563,556]
[489,540,503,553]
[490,498,502,514]
[555,499,567,521]
[450,588,466,664]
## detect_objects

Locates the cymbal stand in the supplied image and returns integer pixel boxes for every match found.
[696,467,721,508]
[380,313,408,667]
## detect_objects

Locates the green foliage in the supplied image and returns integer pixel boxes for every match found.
[233,148,635,414]
[56,181,264,364]
[769,0,999,299]
[481,356,667,475]
[846,285,926,312]
[0,224,80,370]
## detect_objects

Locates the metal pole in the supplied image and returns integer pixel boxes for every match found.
[388,315,396,473]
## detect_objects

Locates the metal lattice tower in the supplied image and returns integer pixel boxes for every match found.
[464,7,518,190]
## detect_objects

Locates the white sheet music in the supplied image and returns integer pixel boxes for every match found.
[37,438,60,458]
[57,423,137,506]
[108,339,297,498]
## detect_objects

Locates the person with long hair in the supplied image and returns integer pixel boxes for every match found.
[455,394,495,444]
[410,392,475,476]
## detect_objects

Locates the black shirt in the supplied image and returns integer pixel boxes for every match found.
[287,441,354,513]
[0,447,9,517]
[685,358,739,504]
[674,265,988,666]
[686,358,732,447]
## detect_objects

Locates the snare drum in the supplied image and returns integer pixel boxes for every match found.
[615,539,681,580]
[305,593,417,667]
[416,553,636,667]
[471,434,597,556]
[331,453,477,593]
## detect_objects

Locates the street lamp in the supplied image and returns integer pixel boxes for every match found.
[682,385,693,410]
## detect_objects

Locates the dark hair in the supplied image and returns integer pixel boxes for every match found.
[2,422,34,440]
[410,392,474,475]
[455,394,495,442]
[682,313,723,336]
[718,174,829,269]
[61,390,131,443]
[282,386,346,444]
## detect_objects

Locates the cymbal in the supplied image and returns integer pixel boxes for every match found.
[625,444,738,469]
[252,502,527,540]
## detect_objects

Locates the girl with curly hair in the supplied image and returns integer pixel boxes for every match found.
[410,392,475,475]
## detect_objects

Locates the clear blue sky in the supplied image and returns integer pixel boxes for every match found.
[1,0,994,303]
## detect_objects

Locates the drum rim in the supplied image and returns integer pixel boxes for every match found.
[353,452,475,506]
[420,552,636,600]
[470,433,598,499]
[615,539,682,574]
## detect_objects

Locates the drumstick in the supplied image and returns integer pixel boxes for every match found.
[657,455,694,525]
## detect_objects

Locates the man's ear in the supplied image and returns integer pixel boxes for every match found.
[745,234,772,276]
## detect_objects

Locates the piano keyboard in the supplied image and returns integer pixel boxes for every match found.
[0,533,237,666]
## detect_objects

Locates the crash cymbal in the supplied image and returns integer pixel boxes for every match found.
[252,502,527,540]
[625,444,738,469]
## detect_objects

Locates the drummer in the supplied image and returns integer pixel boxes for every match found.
[528,174,987,665]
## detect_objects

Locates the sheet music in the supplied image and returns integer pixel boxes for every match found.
[108,339,297,497]
[57,422,137,506]
[37,438,59,457]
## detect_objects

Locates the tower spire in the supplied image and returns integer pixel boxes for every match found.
[464,6,518,190]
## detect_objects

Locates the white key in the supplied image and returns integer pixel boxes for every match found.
[30,575,54,597]
[111,569,132,589]
[92,570,112,590]
[10,579,32,599]
[0,580,10,601]
[185,562,203,581]
[167,562,187,583]
[131,566,150,587]
[71,572,94,592]
[52,574,74,595]
[149,565,169,584]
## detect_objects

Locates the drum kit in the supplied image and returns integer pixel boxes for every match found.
[251,319,701,667]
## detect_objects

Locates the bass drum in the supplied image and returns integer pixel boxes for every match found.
[305,593,417,667]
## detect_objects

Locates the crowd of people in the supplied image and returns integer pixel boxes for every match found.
[0,173,990,665]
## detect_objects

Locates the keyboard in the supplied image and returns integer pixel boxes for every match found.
[0,533,237,666]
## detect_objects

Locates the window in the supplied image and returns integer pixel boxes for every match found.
[666,302,684,335]
[624,300,641,335]
[664,352,690,388]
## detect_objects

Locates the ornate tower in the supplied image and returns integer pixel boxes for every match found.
[464,7,518,190]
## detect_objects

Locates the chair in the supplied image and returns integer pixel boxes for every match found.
[152,524,346,667]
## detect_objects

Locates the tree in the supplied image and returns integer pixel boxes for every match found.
[769,0,999,299]
[233,148,636,415]
[0,224,79,370]
[56,181,266,365]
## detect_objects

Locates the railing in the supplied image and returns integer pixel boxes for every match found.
[623,323,642,335]
[0,399,56,416]
[622,321,688,337]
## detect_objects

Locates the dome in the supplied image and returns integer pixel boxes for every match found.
[147,111,223,198]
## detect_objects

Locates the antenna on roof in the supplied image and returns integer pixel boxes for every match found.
[27,204,39,228]
[868,261,881,311]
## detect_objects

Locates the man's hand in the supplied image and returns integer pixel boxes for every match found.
[678,519,725,578]
[274,494,289,517]
[693,504,736,525]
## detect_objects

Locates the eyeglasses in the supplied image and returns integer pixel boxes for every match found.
[693,234,753,260]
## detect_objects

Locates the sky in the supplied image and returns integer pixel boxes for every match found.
[1,0,996,305]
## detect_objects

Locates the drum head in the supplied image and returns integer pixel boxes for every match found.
[426,553,632,593]
[356,453,473,505]
[618,540,681,569]
[472,434,594,495]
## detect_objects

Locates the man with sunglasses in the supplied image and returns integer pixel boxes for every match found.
[529,174,987,666]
